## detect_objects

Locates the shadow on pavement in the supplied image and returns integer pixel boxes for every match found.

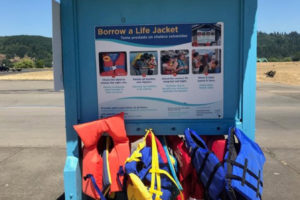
[56,193,64,200]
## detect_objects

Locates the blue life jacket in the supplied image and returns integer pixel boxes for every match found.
[185,128,265,200]
[184,128,226,200]
[224,128,265,200]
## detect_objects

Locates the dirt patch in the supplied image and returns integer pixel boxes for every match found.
[0,70,53,80]
[257,62,300,86]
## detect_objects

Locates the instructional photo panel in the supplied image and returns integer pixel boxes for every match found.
[95,23,224,119]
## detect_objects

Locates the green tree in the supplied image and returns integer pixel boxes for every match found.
[268,57,279,62]
[1,59,13,68]
[282,57,292,62]
[0,35,52,64]
[257,31,300,61]
[13,58,35,68]
[35,59,45,68]
[44,58,53,67]
[292,52,300,61]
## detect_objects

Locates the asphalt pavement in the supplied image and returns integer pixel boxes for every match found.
[0,80,299,199]
[0,81,65,199]
[256,82,300,199]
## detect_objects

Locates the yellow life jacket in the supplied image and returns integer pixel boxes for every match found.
[125,129,184,200]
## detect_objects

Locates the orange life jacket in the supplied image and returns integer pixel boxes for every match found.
[73,112,130,199]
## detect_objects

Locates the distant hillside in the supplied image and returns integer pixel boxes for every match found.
[1,33,299,67]
[258,31,300,62]
[0,35,52,67]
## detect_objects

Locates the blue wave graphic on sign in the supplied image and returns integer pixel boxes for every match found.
[119,97,217,106]
[98,39,179,48]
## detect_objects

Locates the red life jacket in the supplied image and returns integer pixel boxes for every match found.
[101,53,127,76]
[202,135,226,162]
[166,136,204,200]
[73,112,130,199]
[167,135,226,200]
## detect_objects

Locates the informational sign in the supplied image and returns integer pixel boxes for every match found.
[95,23,223,119]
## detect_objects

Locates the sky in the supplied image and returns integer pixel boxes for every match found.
[257,0,300,33]
[0,0,299,37]
[0,0,52,37]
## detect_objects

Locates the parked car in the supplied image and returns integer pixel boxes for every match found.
[11,68,22,72]
[0,66,9,72]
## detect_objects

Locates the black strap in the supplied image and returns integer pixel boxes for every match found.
[226,128,238,200]
[225,159,263,187]
[204,189,210,200]
[198,151,211,177]
[191,146,198,159]
[226,128,236,185]
[226,174,262,200]
[219,189,232,200]
[256,170,261,198]
[226,186,237,200]
[205,161,224,190]
[241,159,248,186]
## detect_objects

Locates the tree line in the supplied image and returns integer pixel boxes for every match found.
[0,32,299,69]
[0,35,52,68]
[258,31,300,62]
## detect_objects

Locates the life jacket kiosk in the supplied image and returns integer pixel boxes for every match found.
[55,0,258,199]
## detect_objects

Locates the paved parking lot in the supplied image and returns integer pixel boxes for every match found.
[0,80,299,199]
[0,81,65,199]
[256,82,300,199]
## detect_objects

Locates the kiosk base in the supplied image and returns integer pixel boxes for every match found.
[64,156,82,200]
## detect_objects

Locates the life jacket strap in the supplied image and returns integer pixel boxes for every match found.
[198,151,212,177]
[161,136,183,191]
[149,129,163,200]
[205,161,224,190]
[225,159,263,187]
[126,129,184,200]
[241,159,248,186]
[195,149,224,199]
[125,142,145,163]
[84,174,107,200]
[147,129,184,200]
[102,137,112,195]
[226,186,237,200]
[117,166,125,189]
[225,174,262,200]
[148,187,163,197]
[256,170,261,198]
[149,167,184,200]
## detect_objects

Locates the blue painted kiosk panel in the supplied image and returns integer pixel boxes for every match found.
[60,0,257,199]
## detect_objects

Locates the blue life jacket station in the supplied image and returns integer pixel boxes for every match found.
[56,0,261,199]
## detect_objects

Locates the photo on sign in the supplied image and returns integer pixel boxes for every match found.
[192,49,222,74]
[130,51,158,76]
[161,50,189,75]
[192,23,222,47]
[99,52,127,76]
